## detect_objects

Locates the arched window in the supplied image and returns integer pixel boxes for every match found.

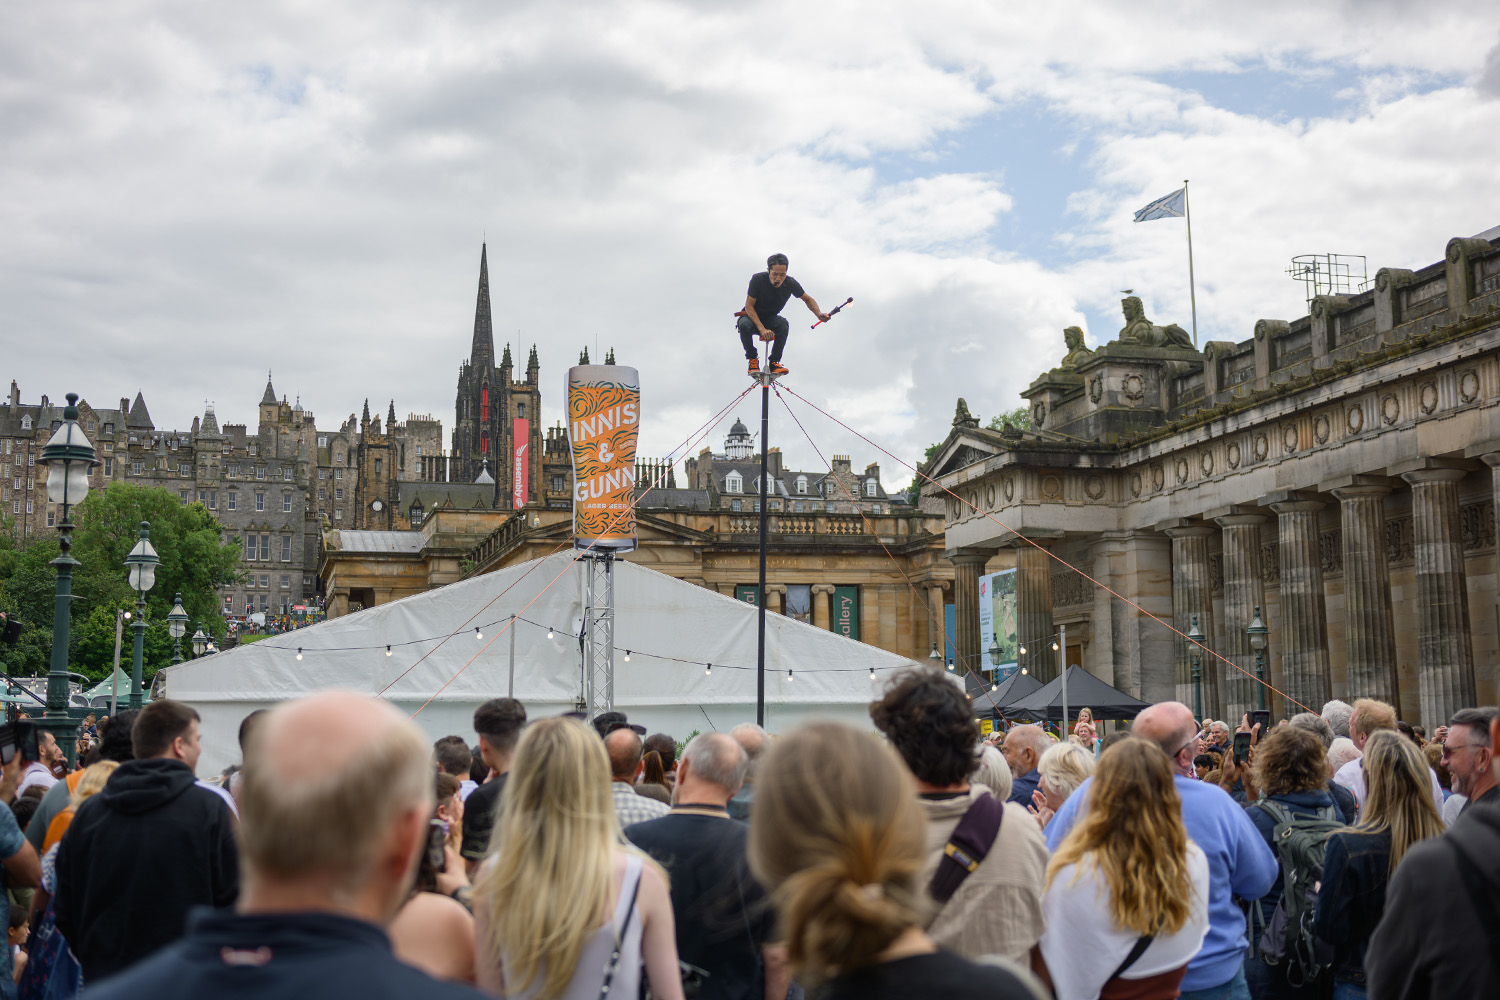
[481,383,490,422]
[481,433,489,454]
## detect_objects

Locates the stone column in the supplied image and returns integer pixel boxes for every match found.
[1015,543,1056,682]
[1164,524,1219,717]
[878,585,898,653]
[1401,468,1476,728]
[1215,513,1266,723]
[926,581,950,663]
[1270,499,1332,713]
[811,584,835,631]
[948,548,991,675]
[767,584,786,615]
[1332,484,1399,703]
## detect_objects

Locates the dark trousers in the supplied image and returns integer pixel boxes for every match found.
[738,314,788,362]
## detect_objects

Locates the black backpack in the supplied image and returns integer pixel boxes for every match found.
[1253,800,1345,988]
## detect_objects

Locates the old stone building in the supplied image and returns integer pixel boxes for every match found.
[927,229,1500,729]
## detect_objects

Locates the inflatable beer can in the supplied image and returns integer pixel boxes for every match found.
[567,365,640,553]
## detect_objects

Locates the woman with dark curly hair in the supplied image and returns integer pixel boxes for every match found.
[869,669,1048,964]
[1243,726,1349,999]
[748,721,1043,999]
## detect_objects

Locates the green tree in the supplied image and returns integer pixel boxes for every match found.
[986,406,1032,432]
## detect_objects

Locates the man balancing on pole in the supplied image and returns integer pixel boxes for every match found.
[738,253,829,377]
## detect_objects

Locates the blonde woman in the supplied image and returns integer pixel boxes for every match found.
[472,717,682,1000]
[1036,740,1210,999]
[1314,730,1445,999]
[747,721,1041,999]
[1028,742,1096,830]
[42,760,119,852]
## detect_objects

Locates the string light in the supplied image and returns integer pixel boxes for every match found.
[475,627,483,640]
[991,681,998,691]
[295,648,303,661]
[1052,641,1060,651]
[385,645,392,656]
[869,666,877,681]
[624,650,631,662]
[547,626,554,639]
[1019,645,1027,655]
[787,668,794,682]
[704,663,712,676]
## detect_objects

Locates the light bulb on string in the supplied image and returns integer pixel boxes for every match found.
[991,682,998,691]
[705,663,712,676]
[295,648,303,661]
[787,668,794,682]
[385,645,392,657]
[547,626,554,639]
[1020,667,1028,675]
[1052,641,1059,651]
[475,627,483,640]
[869,667,877,681]
[624,650,631,662]
[1019,645,1027,655]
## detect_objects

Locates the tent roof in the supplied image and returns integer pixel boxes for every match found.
[85,666,136,701]
[963,669,1043,715]
[161,552,921,774]
[1002,665,1149,721]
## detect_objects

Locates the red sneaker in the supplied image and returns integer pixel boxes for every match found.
[768,362,790,377]
[747,358,760,375]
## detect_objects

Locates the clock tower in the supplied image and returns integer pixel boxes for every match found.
[352,398,399,529]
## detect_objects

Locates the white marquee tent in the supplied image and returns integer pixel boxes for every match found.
[161,552,921,776]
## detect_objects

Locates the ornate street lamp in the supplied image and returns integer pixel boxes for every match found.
[1187,614,1206,722]
[1247,606,1269,712]
[928,641,941,664]
[987,639,1002,668]
[190,627,208,658]
[38,393,99,765]
[124,522,159,710]
[167,594,188,665]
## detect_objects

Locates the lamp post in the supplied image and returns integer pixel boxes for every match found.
[124,522,159,710]
[190,627,207,658]
[1187,614,1205,722]
[929,641,941,666]
[38,393,99,766]
[167,594,188,665]
[1247,605,1269,712]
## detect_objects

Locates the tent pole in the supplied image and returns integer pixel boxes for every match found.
[1060,623,1068,737]
[110,608,124,717]
[508,613,516,698]
[756,374,771,727]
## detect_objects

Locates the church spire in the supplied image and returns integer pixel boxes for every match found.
[471,243,495,369]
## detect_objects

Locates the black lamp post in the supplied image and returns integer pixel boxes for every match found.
[1187,614,1205,721]
[38,393,99,766]
[167,594,188,665]
[1247,605,1269,712]
[124,522,159,710]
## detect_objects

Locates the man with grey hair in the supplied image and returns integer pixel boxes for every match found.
[1289,712,1356,819]
[1000,724,1050,806]
[727,722,768,821]
[627,732,789,999]
[85,692,481,1000]
[1322,699,1354,740]
[1328,737,1361,776]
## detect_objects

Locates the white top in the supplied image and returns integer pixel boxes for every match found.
[1334,759,1445,815]
[17,762,57,797]
[1442,793,1466,826]
[502,854,644,1000]
[1039,842,1211,1000]
[458,779,478,803]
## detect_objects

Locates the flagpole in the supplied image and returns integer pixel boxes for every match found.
[1184,179,1199,349]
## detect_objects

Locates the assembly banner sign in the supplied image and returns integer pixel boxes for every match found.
[513,419,529,507]
[567,365,641,553]
[979,569,1018,680]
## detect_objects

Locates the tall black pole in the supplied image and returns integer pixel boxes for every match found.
[756,376,770,726]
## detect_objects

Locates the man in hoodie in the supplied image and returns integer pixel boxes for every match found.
[1367,707,1500,999]
[53,699,239,983]
[83,691,480,1000]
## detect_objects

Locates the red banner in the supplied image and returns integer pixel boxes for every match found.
[513,418,529,507]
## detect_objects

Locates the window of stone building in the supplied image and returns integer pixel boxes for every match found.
[864,479,877,497]
[260,535,270,560]
[256,466,265,479]
[227,492,237,511]
[318,436,327,448]
[282,494,292,513]
[794,501,803,513]
[46,509,54,527]
[227,464,237,478]
[25,500,32,514]
[283,467,292,481]
[131,461,143,476]
[374,459,382,476]
[10,500,17,515]
[178,490,189,502]
[2,441,10,454]
[518,402,526,419]
[334,468,343,480]
[319,470,325,480]
[318,488,325,501]
[551,476,564,492]
[415,446,422,456]
[12,477,19,491]
[20,417,31,430]
[725,472,742,493]
[481,384,489,422]
[102,442,112,454]
[336,452,344,464]
[481,433,489,454]
[335,488,343,501]
[280,575,289,589]
[103,458,112,477]
[730,499,742,512]
[796,476,807,494]
[245,536,256,560]
[209,491,217,508]
[198,490,207,504]
[753,500,761,512]
[25,477,32,491]
[255,493,265,511]
[259,596,268,613]
[260,574,269,589]
[872,504,882,514]
[334,509,342,520]
[281,535,291,561]
[249,443,257,456]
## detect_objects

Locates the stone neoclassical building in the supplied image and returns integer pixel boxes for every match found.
[927,229,1500,729]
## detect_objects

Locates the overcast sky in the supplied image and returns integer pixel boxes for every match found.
[4,1,1498,483]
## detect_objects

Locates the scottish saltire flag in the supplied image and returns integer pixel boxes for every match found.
[1134,188,1186,222]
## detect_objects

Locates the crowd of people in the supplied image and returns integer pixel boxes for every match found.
[0,674,1495,1000]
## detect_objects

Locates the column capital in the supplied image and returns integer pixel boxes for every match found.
[1268,499,1326,515]
[946,547,994,567]
[1161,522,1216,540]
[1400,467,1468,487]
[1331,483,1393,501]
[766,584,787,595]
[924,579,952,593]
[1214,512,1266,528]
[1481,451,1500,471]
[810,583,836,595]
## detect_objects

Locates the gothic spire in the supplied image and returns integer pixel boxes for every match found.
[260,373,277,406]
[471,243,495,368]
[604,347,616,365]
[579,346,590,365]
[387,400,397,433]
[501,342,512,368]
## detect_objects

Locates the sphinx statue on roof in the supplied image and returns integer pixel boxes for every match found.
[1115,295,1194,350]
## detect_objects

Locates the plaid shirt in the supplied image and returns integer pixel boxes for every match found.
[612,781,670,828]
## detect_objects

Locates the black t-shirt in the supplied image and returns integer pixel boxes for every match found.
[625,811,774,1000]
[745,271,805,324]
[460,772,508,862]
[814,951,1037,1000]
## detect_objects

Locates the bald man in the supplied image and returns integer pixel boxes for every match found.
[1000,725,1050,806]
[605,727,670,828]
[1044,702,1276,1000]
[85,693,482,1000]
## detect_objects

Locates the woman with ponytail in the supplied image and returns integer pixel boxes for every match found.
[1035,739,1210,999]
[747,721,1042,1000]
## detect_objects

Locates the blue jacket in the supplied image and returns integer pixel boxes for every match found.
[84,909,482,1000]
[1313,828,1392,985]
[1047,774,1277,992]
[1007,768,1040,807]
[1244,787,1348,923]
